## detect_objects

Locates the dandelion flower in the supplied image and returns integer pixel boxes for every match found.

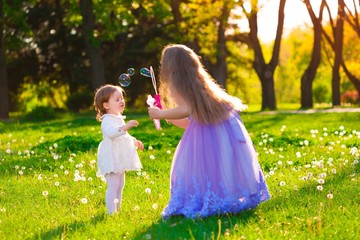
[279,181,286,186]
[316,186,323,191]
[81,198,88,204]
[134,206,140,211]
[327,193,333,199]
[149,155,155,160]
[318,179,325,184]
[54,181,59,186]
[42,191,49,196]
[152,203,158,209]
[145,188,151,194]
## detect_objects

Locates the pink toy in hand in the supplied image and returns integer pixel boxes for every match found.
[146,95,161,130]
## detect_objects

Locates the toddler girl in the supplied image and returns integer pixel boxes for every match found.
[94,84,144,214]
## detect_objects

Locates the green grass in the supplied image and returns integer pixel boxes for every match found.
[0,111,359,239]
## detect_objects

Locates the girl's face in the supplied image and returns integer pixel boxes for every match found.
[103,90,125,115]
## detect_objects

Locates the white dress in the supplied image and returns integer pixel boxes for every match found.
[97,114,142,176]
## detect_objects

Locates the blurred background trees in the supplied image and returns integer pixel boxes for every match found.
[0,0,359,119]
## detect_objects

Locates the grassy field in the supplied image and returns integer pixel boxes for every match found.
[0,111,359,239]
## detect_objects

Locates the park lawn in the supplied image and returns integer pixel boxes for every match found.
[0,111,359,239]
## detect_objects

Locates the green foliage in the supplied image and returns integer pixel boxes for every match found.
[0,112,359,239]
[17,79,69,113]
[66,91,94,113]
[313,84,330,103]
[24,106,57,121]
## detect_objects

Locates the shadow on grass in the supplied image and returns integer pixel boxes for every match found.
[132,163,359,239]
[33,213,106,240]
[132,210,256,240]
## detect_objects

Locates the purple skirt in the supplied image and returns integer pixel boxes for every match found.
[162,111,270,219]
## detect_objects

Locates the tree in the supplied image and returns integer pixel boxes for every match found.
[241,0,286,110]
[300,0,326,109]
[331,0,345,106]
[322,0,360,104]
[79,0,105,90]
[0,0,8,119]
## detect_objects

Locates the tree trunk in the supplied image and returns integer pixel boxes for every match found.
[214,2,229,89]
[0,1,9,119]
[300,0,325,109]
[245,0,286,110]
[260,71,276,110]
[332,0,345,106]
[79,0,105,90]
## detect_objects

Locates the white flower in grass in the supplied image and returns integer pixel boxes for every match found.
[42,191,49,196]
[350,147,358,156]
[296,152,301,158]
[54,181,59,187]
[149,155,155,160]
[279,181,286,187]
[318,179,325,185]
[152,203,158,210]
[331,169,337,174]
[38,175,43,181]
[316,186,323,191]
[277,161,283,165]
[90,190,95,195]
[134,206,140,211]
[81,198,88,204]
[148,145,153,150]
[18,171,23,175]
[327,193,333,199]
[145,188,151,194]
[15,165,19,170]
[53,143,58,148]
[166,150,171,154]
[318,173,327,179]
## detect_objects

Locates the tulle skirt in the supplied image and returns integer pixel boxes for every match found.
[162,111,270,219]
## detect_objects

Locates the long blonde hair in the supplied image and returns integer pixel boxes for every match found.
[93,84,124,121]
[159,44,245,124]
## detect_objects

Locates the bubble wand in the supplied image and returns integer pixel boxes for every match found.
[141,66,162,130]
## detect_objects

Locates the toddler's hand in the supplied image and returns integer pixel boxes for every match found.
[123,120,139,131]
[134,140,144,151]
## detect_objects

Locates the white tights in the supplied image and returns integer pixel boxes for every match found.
[105,172,125,214]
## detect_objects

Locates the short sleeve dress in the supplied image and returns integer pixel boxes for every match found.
[97,114,142,176]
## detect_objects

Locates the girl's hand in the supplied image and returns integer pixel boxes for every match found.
[134,139,144,151]
[123,120,139,131]
[148,107,162,119]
